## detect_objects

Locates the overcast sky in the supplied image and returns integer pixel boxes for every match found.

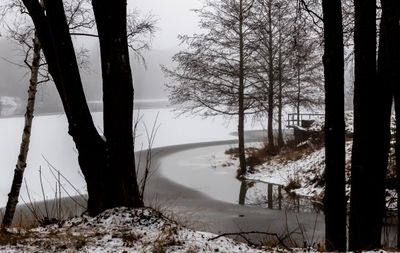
[128,0,202,50]
[0,0,205,102]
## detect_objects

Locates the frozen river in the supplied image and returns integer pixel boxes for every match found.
[0,106,265,207]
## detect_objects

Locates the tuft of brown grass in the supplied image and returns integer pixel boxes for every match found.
[246,147,267,167]
[284,177,302,194]
[121,232,142,247]
[225,146,270,168]
[226,135,326,172]
[71,233,88,250]
[0,230,29,246]
[224,147,240,157]
[151,225,182,253]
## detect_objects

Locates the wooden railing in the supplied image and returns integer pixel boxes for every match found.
[287,113,324,127]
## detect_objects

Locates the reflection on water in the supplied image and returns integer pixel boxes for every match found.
[238,181,247,205]
[160,144,322,213]
[239,180,321,213]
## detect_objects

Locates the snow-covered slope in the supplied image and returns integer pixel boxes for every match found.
[0,207,265,253]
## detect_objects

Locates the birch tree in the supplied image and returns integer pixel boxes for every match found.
[1,33,42,228]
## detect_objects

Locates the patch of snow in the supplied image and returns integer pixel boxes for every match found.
[306,115,324,132]
[295,111,354,134]
[345,111,354,134]
[245,142,353,201]
[0,207,266,252]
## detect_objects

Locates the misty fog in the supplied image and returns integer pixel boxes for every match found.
[0,0,202,114]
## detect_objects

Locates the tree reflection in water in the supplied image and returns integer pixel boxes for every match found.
[238,180,320,213]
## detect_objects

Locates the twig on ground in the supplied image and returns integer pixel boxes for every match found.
[208,231,292,251]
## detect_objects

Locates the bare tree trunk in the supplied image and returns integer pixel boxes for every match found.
[349,0,378,247]
[238,0,247,176]
[277,74,284,148]
[321,0,346,250]
[296,66,301,126]
[349,0,392,249]
[21,0,142,216]
[277,5,284,148]
[266,0,275,154]
[92,0,143,210]
[396,99,400,248]
[2,34,41,228]
[377,0,400,248]
[395,94,400,249]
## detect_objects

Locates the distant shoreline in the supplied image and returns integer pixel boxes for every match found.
[0,98,171,119]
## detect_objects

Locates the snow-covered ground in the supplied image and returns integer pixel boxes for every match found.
[244,113,355,202]
[245,142,353,204]
[0,207,267,252]
[242,111,393,207]
[0,206,393,252]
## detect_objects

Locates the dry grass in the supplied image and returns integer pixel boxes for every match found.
[0,227,92,251]
[0,230,29,246]
[151,225,182,253]
[246,134,326,169]
[121,232,142,247]
[225,146,268,167]
[284,177,302,194]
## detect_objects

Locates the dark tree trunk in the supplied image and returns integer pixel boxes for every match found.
[296,67,301,126]
[267,83,275,153]
[21,0,142,216]
[238,0,247,176]
[277,72,284,148]
[277,9,284,148]
[349,0,392,249]
[92,0,143,211]
[396,101,400,248]
[238,181,247,205]
[2,34,41,228]
[396,104,400,248]
[266,0,275,153]
[321,0,346,250]
[23,0,110,216]
[377,0,400,248]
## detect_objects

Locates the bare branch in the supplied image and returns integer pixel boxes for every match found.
[298,0,323,23]
[208,231,292,251]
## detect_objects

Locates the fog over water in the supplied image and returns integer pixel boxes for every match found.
[0,0,202,110]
